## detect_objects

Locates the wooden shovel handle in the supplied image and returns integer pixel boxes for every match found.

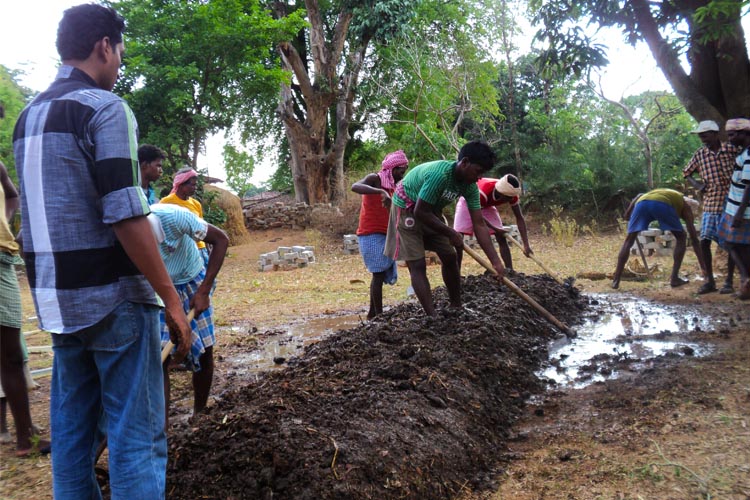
[160,308,196,364]
[462,243,572,335]
[503,233,565,285]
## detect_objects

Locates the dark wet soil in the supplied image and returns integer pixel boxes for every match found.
[166,274,588,499]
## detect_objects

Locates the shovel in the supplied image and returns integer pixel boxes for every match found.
[502,232,565,285]
[634,236,653,279]
[161,308,196,364]
[462,243,574,337]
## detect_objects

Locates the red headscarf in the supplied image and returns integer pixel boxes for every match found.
[171,169,198,194]
[379,150,408,191]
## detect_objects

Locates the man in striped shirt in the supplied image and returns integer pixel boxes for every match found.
[683,120,740,294]
[13,5,190,498]
[148,203,228,423]
[718,118,750,299]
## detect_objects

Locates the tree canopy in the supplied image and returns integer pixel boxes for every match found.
[531,0,750,124]
[112,0,305,174]
[0,65,32,179]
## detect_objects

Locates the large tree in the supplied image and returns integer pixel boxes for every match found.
[113,0,304,172]
[531,0,750,123]
[270,0,415,204]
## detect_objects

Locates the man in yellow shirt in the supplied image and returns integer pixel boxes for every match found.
[160,167,208,262]
[612,189,706,289]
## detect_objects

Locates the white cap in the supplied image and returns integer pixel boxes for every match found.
[691,120,719,133]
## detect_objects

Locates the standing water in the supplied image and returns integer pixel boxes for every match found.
[541,294,715,388]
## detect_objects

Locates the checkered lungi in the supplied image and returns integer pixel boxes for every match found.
[700,212,724,244]
[160,267,215,372]
[0,252,22,329]
[717,212,750,245]
[357,233,397,285]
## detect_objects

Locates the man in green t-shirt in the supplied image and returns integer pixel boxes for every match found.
[384,141,505,316]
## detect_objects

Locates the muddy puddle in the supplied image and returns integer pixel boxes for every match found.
[223,313,365,376]
[541,293,715,388]
[224,294,718,391]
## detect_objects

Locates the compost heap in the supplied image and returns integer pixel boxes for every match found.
[167,274,588,499]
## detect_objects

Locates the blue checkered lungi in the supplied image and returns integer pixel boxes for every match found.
[700,212,724,244]
[160,267,215,371]
[718,212,750,245]
[358,233,398,285]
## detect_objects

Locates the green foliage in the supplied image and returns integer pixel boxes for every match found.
[195,172,227,226]
[222,143,256,196]
[0,65,33,177]
[112,0,306,168]
[367,0,503,161]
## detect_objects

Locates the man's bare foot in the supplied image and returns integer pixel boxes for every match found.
[15,438,51,458]
[670,277,689,288]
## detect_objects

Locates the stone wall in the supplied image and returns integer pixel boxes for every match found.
[243,201,312,230]
[243,201,348,232]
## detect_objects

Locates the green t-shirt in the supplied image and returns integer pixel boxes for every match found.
[393,160,480,211]
[637,188,684,213]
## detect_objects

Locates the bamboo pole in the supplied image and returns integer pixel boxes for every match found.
[503,233,565,285]
[161,309,196,363]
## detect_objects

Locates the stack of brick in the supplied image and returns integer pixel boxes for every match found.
[630,229,675,257]
[343,234,359,254]
[258,245,316,271]
[463,224,520,248]
[244,202,313,231]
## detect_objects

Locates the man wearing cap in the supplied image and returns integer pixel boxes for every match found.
[384,140,505,317]
[718,118,750,299]
[683,120,740,294]
[351,150,409,319]
[453,174,532,272]
[160,167,209,263]
[612,189,706,290]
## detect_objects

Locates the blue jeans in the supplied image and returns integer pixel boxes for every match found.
[50,301,166,500]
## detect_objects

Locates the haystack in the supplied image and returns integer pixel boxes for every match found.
[204,185,251,246]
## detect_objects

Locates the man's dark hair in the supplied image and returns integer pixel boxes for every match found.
[458,140,496,171]
[57,4,125,61]
[138,144,166,164]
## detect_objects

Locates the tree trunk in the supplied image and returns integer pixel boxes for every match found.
[274,1,360,205]
[632,0,750,123]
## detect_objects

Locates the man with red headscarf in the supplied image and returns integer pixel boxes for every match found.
[351,150,409,319]
[160,167,209,263]
[453,174,532,272]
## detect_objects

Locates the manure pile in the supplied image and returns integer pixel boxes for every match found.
[167,274,588,499]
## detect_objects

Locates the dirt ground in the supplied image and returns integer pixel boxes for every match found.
[2,227,749,499]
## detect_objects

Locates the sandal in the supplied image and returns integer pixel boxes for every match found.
[15,439,51,458]
[697,282,717,294]
[737,280,750,300]
[719,284,734,294]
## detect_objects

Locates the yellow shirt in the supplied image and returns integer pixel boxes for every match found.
[638,188,684,213]
[0,184,19,255]
[159,193,206,249]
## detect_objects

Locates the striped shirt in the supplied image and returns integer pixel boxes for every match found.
[149,204,207,285]
[682,142,740,213]
[393,160,480,211]
[160,193,206,250]
[13,65,157,334]
[724,148,750,219]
